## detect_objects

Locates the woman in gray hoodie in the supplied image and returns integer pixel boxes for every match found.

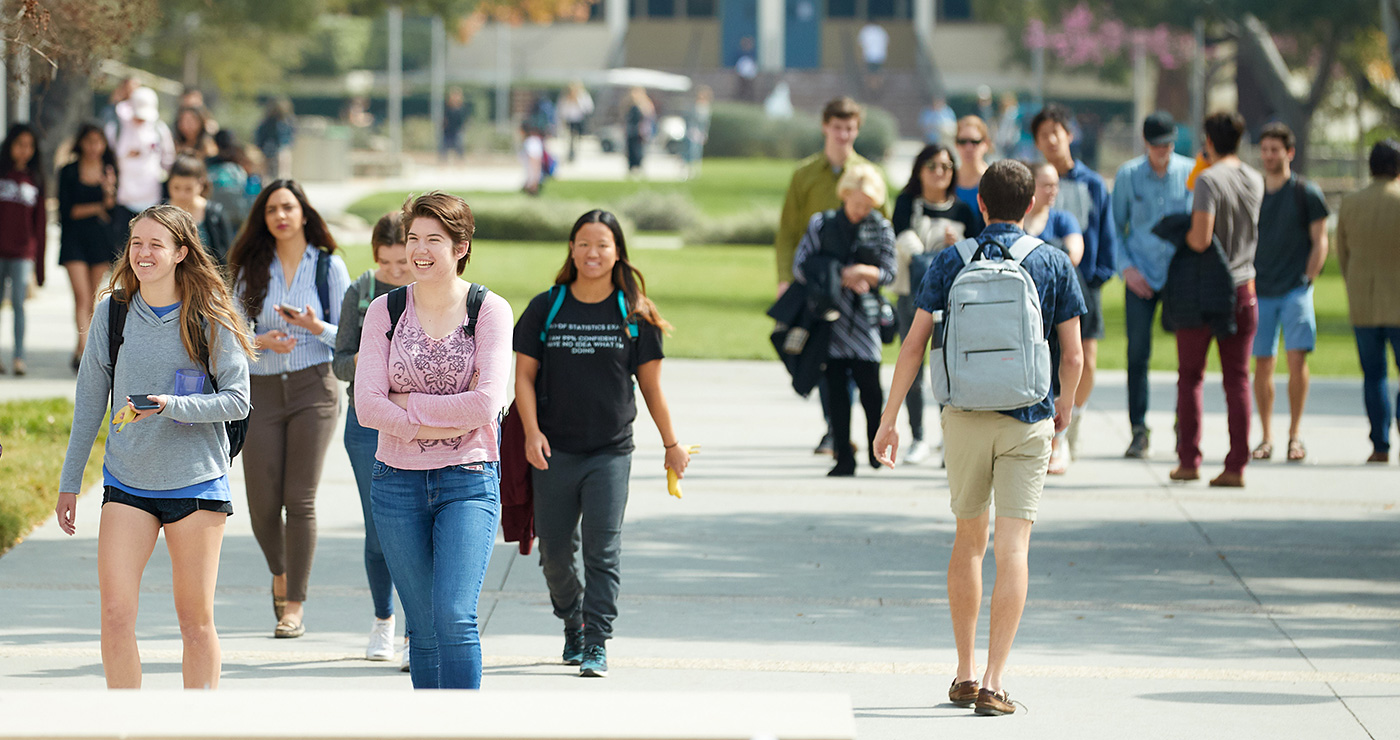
[56,205,255,689]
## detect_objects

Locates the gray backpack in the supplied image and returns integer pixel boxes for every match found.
[930,235,1052,411]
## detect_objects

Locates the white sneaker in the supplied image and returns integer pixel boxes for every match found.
[904,440,931,465]
[1067,408,1084,460]
[366,616,395,661]
[400,636,411,672]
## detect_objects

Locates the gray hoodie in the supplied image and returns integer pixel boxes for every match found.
[60,293,252,494]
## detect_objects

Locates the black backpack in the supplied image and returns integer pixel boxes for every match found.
[384,283,491,340]
[108,293,249,462]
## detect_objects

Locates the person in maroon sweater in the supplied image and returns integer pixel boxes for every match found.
[0,123,47,376]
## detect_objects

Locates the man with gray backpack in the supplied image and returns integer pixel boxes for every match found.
[872,159,1086,716]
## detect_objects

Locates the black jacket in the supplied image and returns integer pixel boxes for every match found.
[1153,213,1237,336]
[767,281,830,398]
[202,200,235,265]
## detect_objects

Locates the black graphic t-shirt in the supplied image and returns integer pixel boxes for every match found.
[514,286,664,455]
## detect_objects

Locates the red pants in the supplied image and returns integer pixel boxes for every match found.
[1175,283,1258,474]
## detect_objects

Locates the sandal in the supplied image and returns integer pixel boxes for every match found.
[274,616,305,639]
[1287,438,1306,462]
[1250,441,1273,460]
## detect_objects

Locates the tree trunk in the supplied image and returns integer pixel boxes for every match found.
[1234,14,1339,172]
[33,64,94,183]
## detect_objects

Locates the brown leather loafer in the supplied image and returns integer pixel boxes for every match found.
[1209,470,1245,488]
[1367,451,1389,464]
[974,687,1016,716]
[948,679,979,707]
[1168,466,1199,481]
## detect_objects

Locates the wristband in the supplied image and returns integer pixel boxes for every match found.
[664,441,679,449]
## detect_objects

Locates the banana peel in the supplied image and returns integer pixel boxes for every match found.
[111,405,138,433]
[666,445,701,499]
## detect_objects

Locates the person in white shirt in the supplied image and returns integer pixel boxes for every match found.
[858,23,890,91]
[558,82,594,163]
[105,87,175,241]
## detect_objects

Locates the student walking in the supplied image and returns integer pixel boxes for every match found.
[228,180,350,639]
[1335,140,1400,463]
[1033,104,1117,459]
[105,87,175,241]
[58,123,121,373]
[165,156,236,265]
[1025,161,1085,474]
[355,193,512,689]
[513,210,690,678]
[0,123,47,376]
[1172,112,1264,487]
[953,116,992,236]
[774,98,886,456]
[891,143,978,464]
[1250,122,1329,463]
[873,160,1086,716]
[55,204,254,689]
[1111,112,1195,459]
[793,163,897,477]
[332,212,412,666]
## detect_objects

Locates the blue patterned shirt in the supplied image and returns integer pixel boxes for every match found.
[239,245,351,376]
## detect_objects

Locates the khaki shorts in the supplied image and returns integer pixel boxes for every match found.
[941,407,1054,522]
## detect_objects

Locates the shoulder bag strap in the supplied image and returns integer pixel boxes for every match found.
[315,249,332,320]
[385,285,409,340]
[539,285,567,342]
[108,292,129,413]
[1006,235,1044,264]
[463,283,489,337]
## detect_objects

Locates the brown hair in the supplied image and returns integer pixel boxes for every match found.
[371,211,405,262]
[102,205,257,371]
[402,192,475,275]
[1259,121,1295,151]
[956,115,989,143]
[979,159,1036,222]
[1203,111,1246,156]
[822,97,863,125]
[228,180,338,319]
[554,210,671,333]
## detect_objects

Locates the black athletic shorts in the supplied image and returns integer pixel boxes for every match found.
[102,486,233,524]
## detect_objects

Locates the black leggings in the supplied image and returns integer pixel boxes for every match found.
[824,358,884,466]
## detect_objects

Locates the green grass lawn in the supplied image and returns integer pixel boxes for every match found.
[0,399,106,555]
[346,158,799,225]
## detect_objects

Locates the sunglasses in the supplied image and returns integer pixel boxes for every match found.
[956,138,984,146]
[923,162,954,173]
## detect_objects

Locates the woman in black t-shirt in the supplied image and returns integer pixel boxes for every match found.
[513,209,690,679]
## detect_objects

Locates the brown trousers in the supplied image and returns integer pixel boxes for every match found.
[243,363,340,603]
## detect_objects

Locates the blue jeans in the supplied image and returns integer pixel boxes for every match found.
[344,405,395,620]
[1125,288,1162,430]
[1353,327,1400,454]
[371,461,500,689]
[0,258,31,361]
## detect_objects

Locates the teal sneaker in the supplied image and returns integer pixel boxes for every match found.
[562,627,585,666]
[579,644,608,678]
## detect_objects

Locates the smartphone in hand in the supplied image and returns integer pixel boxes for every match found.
[128,394,160,410]
[277,303,303,317]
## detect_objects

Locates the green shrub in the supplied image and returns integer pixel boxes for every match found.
[617,191,700,232]
[704,102,896,161]
[472,199,635,242]
[684,208,779,245]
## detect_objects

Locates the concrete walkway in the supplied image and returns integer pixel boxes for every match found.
[1,152,1397,738]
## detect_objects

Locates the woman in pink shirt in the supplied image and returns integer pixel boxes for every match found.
[354,192,512,689]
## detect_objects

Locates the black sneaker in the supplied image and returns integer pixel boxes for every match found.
[1124,426,1150,459]
[562,626,585,666]
[579,644,608,678]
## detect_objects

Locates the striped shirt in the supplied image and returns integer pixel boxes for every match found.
[239,244,352,376]
[792,210,896,362]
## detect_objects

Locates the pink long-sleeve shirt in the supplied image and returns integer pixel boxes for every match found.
[354,285,513,470]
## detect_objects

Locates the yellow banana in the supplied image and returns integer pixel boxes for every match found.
[112,405,137,433]
[666,445,701,499]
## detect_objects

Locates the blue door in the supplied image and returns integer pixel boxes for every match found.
[721,0,759,67]
[786,0,821,69]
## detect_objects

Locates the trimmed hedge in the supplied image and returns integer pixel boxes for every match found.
[616,191,700,232]
[473,200,635,242]
[704,102,897,162]
[684,208,779,246]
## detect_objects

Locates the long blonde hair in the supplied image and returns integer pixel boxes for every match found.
[102,205,258,371]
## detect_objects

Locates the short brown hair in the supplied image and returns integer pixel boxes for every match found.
[822,97,863,125]
[402,192,476,275]
[1259,122,1295,151]
[1203,111,1246,156]
[370,211,404,261]
[979,159,1036,222]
